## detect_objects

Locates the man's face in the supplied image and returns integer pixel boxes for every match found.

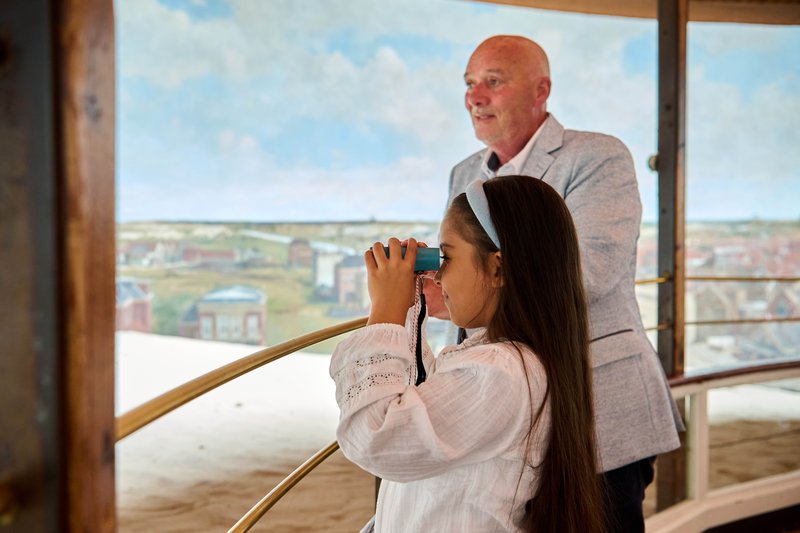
[464,41,547,160]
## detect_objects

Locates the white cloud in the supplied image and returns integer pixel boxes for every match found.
[217,129,260,153]
[119,147,453,222]
[118,0,249,88]
[689,22,788,56]
[688,66,799,181]
[118,0,654,140]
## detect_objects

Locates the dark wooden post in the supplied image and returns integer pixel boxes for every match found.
[0,2,63,530]
[0,0,116,531]
[58,1,117,531]
[657,0,687,378]
[656,0,688,511]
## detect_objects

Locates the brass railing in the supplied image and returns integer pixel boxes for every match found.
[637,274,800,333]
[228,441,341,533]
[686,275,800,283]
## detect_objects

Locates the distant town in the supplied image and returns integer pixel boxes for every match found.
[116,220,800,368]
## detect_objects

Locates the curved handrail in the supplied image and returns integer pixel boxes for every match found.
[116,316,368,441]
[228,441,341,533]
[669,358,800,388]
[668,359,800,399]
[116,274,797,440]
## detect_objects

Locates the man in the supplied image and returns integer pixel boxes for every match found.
[428,35,683,532]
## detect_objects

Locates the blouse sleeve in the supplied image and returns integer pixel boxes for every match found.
[329,325,541,483]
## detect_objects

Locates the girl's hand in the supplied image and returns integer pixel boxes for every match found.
[403,240,449,320]
[422,276,450,320]
[365,237,418,325]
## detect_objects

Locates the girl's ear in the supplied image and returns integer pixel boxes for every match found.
[490,252,504,288]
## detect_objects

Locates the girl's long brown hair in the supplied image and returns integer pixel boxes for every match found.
[448,175,606,533]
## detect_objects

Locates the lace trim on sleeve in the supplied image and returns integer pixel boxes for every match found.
[335,350,413,408]
[355,354,393,367]
[341,369,407,406]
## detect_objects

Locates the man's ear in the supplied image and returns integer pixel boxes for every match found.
[490,252,504,288]
[536,77,551,104]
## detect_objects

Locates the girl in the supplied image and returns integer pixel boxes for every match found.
[329,175,605,533]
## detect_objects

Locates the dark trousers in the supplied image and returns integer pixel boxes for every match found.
[601,456,656,533]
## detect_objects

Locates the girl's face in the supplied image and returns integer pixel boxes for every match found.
[434,215,501,329]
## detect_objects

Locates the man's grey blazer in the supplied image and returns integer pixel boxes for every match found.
[449,115,682,472]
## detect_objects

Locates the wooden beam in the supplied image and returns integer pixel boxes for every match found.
[56,0,117,531]
[474,0,800,25]
[655,0,688,511]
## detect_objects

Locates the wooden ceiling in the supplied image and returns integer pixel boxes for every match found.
[477,0,800,25]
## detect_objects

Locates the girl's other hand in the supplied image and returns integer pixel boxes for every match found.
[401,239,447,319]
[365,237,418,326]
[422,277,449,320]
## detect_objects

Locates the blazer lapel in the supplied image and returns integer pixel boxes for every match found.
[518,115,565,179]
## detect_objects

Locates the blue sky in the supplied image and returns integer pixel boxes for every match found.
[116,0,800,222]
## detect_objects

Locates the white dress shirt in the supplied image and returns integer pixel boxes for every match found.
[480,117,547,178]
[330,323,550,532]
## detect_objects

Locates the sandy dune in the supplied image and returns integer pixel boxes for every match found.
[116,332,375,532]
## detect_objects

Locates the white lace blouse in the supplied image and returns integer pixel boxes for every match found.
[329,322,550,532]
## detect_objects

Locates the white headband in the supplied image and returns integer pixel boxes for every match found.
[465,179,501,249]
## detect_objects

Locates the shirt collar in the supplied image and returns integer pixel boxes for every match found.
[480,117,547,179]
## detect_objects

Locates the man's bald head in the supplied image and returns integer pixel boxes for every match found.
[464,35,552,165]
[473,35,550,80]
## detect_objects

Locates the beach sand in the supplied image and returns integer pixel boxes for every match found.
[117,332,800,532]
[116,332,375,532]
